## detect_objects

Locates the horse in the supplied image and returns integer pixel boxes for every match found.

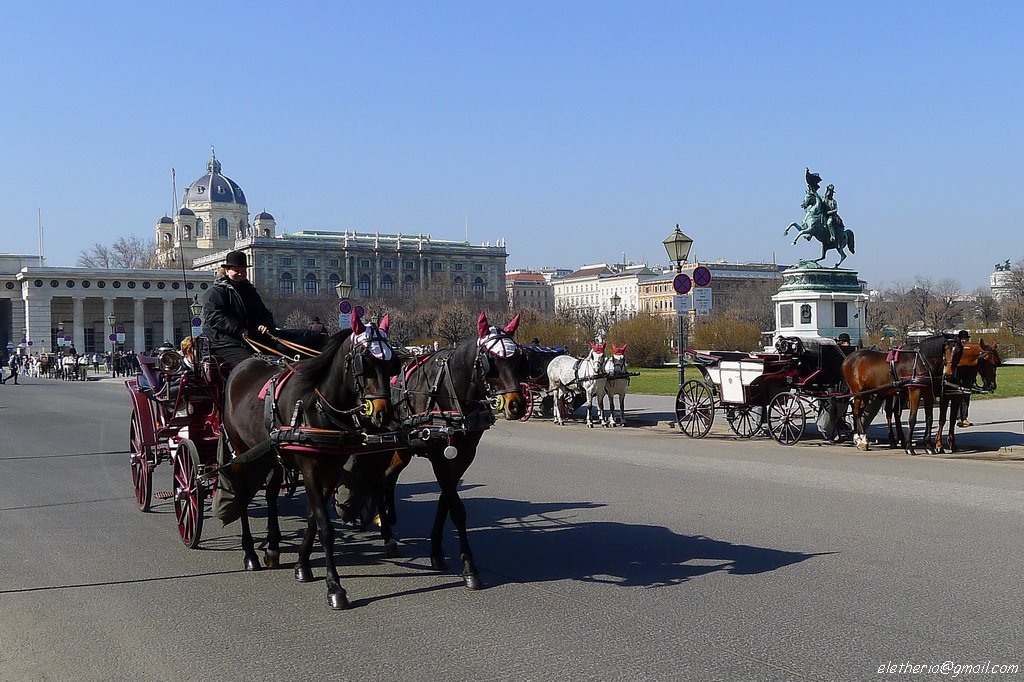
[784,187,856,267]
[602,344,630,427]
[935,341,1002,453]
[374,311,526,590]
[841,335,958,455]
[221,310,402,609]
[547,343,607,427]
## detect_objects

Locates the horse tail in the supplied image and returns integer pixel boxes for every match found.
[846,229,855,254]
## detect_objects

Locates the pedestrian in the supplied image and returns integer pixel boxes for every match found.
[956,330,973,427]
[837,333,851,347]
[92,353,100,373]
[202,250,276,372]
[308,316,325,334]
[7,354,20,385]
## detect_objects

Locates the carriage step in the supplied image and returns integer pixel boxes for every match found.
[154,491,174,500]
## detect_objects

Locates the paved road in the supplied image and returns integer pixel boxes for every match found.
[1,378,1022,681]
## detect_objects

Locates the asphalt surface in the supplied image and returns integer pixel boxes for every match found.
[1,378,1022,681]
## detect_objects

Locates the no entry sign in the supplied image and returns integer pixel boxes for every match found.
[692,266,712,288]
[672,273,692,296]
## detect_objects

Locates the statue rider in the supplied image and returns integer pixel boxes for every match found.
[823,183,843,244]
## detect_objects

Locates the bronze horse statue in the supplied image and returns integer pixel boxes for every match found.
[221,310,403,609]
[784,185,856,267]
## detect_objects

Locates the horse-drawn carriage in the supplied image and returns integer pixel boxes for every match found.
[675,336,853,445]
[516,344,585,420]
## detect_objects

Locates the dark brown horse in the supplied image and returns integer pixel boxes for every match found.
[935,341,1002,453]
[377,312,527,590]
[222,310,402,609]
[842,335,958,455]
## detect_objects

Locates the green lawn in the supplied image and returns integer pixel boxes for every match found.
[629,364,1024,399]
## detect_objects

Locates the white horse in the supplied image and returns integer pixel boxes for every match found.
[547,343,607,427]
[602,344,630,427]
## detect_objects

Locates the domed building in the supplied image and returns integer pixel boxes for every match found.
[155,149,276,267]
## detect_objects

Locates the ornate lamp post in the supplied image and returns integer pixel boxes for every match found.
[189,295,203,320]
[610,292,621,325]
[663,224,694,387]
[107,314,117,353]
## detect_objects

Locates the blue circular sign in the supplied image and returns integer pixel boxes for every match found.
[191,317,202,327]
[338,300,353,314]
[673,273,692,295]
[354,305,365,317]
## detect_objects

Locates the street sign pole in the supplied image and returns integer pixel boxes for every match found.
[677,313,687,388]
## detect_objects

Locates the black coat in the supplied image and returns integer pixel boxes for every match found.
[202,276,276,349]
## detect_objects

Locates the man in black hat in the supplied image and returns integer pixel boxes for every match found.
[202,250,276,371]
[955,330,974,427]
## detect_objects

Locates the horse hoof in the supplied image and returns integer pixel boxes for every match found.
[587,423,594,429]
[383,539,401,559]
[327,590,350,610]
[464,573,484,590]
[857,443,869,452]
[264,550,280,569]
[243,554,262,572]
[429,555,447,571]
[294,563,315,583]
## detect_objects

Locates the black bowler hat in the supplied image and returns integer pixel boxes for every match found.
[223,250,248,268]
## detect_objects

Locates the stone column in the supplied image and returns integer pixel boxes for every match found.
[72,297,85,351]
[163,298,175,345]
[103,298,115,353]
[24,287,52,355]
[133,298,146,352]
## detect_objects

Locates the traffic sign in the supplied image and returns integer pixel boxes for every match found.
[116,332,125,344]
[109,333,116,342]
[673,295,692,313]
[692,266,712,287]
[338,300,353,315]
[672,273,692,296]
[116,326,125,334]
[354,305,365,317]
[27,341,32,346]
[694,287,713,315]
[191,316,202,327]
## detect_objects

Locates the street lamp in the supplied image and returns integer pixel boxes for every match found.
[189,295,203,319]
[107,314,117,353]
[610,292,621,324]
[664,224,694,387]
[334,279,353,300]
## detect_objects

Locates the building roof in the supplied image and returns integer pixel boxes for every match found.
[182,152,247,207]
[255,211,275,221]
[506,272,547,283]
[564,264,613,280]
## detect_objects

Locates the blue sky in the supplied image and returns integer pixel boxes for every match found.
[1,1,1021,291]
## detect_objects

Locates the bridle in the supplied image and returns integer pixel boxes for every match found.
[314,325,396,430]
[476,328,521,401]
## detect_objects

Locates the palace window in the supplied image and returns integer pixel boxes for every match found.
[359,274,372,297]
[433,262,444,271]
[195,218,204,237]
[453,277,465,297]
[280,272,294,295]
[472,277,485,299]
[328,274,340,290]
[305,258,316,267]
[359,258,372,268]
[218,218,229,238]
[281,256,292,266]
[404,260,416,270]
[402,276,415,294]
[381,275,394,293]
[304,273,318,295]
[382,259,395,269]
[329,258,339,267]
[474,263,484,272]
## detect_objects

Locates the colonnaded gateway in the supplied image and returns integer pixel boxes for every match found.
[1,152,507,357]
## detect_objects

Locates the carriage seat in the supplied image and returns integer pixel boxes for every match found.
[136,354,183,404]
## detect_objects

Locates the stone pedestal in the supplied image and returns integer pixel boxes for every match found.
[770,264,868,345]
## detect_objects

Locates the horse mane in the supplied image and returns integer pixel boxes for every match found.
[292,329,354,391]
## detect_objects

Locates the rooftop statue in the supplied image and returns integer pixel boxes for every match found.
[784,168,856,268]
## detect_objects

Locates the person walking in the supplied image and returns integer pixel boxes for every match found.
[956,330,974,427]
[202,250,276,372]
[7,354,20,385]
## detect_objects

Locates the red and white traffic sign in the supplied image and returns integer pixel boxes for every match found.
[672,273,692,296]
[692,266,712,287]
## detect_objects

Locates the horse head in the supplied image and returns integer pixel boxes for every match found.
[345,309,401,428]
[477,311,526,420]
[975,340,1002,392]
[609,343,628,376]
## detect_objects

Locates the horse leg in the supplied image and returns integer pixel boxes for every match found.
[905,390,919,455]
[885,397,897,448]
[923,392,935,454]
[263,463,282,569]
[294,462,318,583]
[429,452,482,590]
[552,386,563,425]
[306,477,349,610]
[238,508,262,571]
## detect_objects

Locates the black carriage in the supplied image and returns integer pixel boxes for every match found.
[674,336,854,444]
[517,344,585,420]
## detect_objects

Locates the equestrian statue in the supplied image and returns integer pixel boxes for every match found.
[784,168,856,267]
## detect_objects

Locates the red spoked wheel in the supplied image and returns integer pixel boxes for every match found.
[767,392,807,445]
[675,380,715,438]
[173,439,205,548]
[519,383,537,421]
[129,410,153,512]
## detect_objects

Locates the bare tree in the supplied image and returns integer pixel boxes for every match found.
[78,235,159,269]
[435,302,473,346]
[922,277,964,332]
[972,291,1000,328]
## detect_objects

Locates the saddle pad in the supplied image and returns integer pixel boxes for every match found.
[258,368,295,401]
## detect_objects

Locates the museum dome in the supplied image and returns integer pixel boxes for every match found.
[256,211,275,220]
[182,149,247,207]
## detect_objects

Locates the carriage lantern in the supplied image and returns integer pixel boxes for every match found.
[189,295,203,319]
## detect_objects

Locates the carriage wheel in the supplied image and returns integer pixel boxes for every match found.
[675,380,715,438]
[173,438,205,548]
[727,405,765,439]
[519,383,535,421]
[129,410,153,512]
[768,393,806,445]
